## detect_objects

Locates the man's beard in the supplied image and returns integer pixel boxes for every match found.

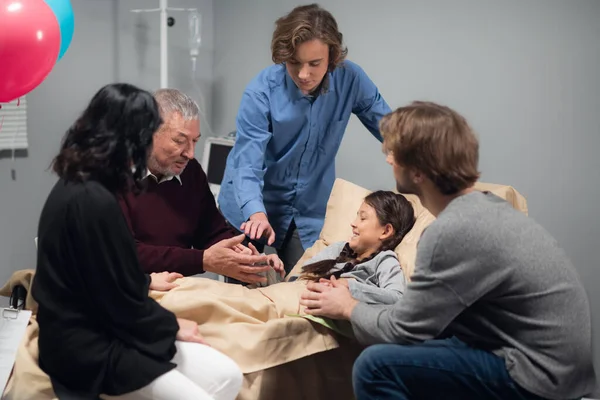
[396,181,420,195]
[395,170,421,196]
[147,155,177,178]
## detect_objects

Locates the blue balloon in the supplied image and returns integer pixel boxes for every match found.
[44,0,74,61]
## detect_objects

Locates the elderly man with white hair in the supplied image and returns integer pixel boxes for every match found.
[118,88,282,284]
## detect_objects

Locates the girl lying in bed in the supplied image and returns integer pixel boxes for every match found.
[289,190,416,305]
[265,190,416,337]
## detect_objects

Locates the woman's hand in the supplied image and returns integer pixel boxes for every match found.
[248,243,286,278]
[176,318,210,345]
[149,271,183,292]
[241,212,276,245]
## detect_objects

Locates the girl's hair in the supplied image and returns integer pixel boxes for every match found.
[271,4,348,73]
[52,83,162,193]
[301,191,416,281]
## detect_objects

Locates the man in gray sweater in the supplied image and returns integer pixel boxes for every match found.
[299,101,596,399]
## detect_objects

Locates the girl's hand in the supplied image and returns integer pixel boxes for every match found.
[335,277,350,288]
[233,243,253,255]
[248,243,286,278]
[319,277,349,288]
[267,254,285,278]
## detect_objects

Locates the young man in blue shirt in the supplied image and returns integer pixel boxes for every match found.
[218,4,391,274]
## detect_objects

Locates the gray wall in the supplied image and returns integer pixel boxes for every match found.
[0,0,119,306]
[213,0,600,395]
[0,0,217,303]
[117,0,215,141]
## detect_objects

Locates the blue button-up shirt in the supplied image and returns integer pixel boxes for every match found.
[218,60,391,249]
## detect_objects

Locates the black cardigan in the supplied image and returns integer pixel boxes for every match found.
[31,178,179,397]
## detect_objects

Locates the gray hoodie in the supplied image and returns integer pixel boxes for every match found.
[300,241,406,305]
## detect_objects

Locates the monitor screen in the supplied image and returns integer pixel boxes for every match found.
[206,143,232,185]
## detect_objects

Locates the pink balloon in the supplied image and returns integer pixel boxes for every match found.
[0,0,61,102]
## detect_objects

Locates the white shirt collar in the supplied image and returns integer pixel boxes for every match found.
[144,169,182,185]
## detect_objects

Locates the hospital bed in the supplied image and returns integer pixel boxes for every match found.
[0,178,528,400]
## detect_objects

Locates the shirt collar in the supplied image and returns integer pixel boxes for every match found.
[284,68,335,102]
[144,169,182,185]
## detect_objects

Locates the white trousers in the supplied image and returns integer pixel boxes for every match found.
[108,341,243,400]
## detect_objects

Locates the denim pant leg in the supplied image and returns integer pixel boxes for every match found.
[352,337,548,400]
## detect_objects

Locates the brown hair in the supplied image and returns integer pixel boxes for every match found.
[380,101,480,195]
[301,191,416,282]
[271,4,347,72]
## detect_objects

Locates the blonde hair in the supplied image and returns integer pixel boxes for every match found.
[271,4,347,72]
[381,101,480,195]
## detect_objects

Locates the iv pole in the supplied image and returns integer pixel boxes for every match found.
[131,0,198,89]
[159,0,167,89]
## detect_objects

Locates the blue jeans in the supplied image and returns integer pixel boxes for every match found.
[352,337,548,400]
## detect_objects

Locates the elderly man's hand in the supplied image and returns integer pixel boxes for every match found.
[203,234,271,284]
[299,276,359,320]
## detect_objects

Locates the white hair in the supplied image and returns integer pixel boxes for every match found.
[153,88,199,120]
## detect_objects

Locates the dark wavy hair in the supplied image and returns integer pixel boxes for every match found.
[302,191,416,281]
[52,83,162,193]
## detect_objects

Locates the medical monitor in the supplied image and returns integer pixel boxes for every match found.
[201,136,235,198]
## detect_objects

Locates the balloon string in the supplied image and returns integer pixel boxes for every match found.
[10,99,20,180]
[12,99,19,162]
[0,107,6,178]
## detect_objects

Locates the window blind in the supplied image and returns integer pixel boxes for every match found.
[0,97,28,151]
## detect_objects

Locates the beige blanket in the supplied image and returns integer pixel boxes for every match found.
[154,278,363,400]
[1,272,358,400]
[151,278,342,374]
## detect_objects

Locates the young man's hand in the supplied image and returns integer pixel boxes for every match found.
[241,212,276,245]
[300,276,358,320]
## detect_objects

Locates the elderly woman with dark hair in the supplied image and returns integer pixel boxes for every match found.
[31,83,243,400]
